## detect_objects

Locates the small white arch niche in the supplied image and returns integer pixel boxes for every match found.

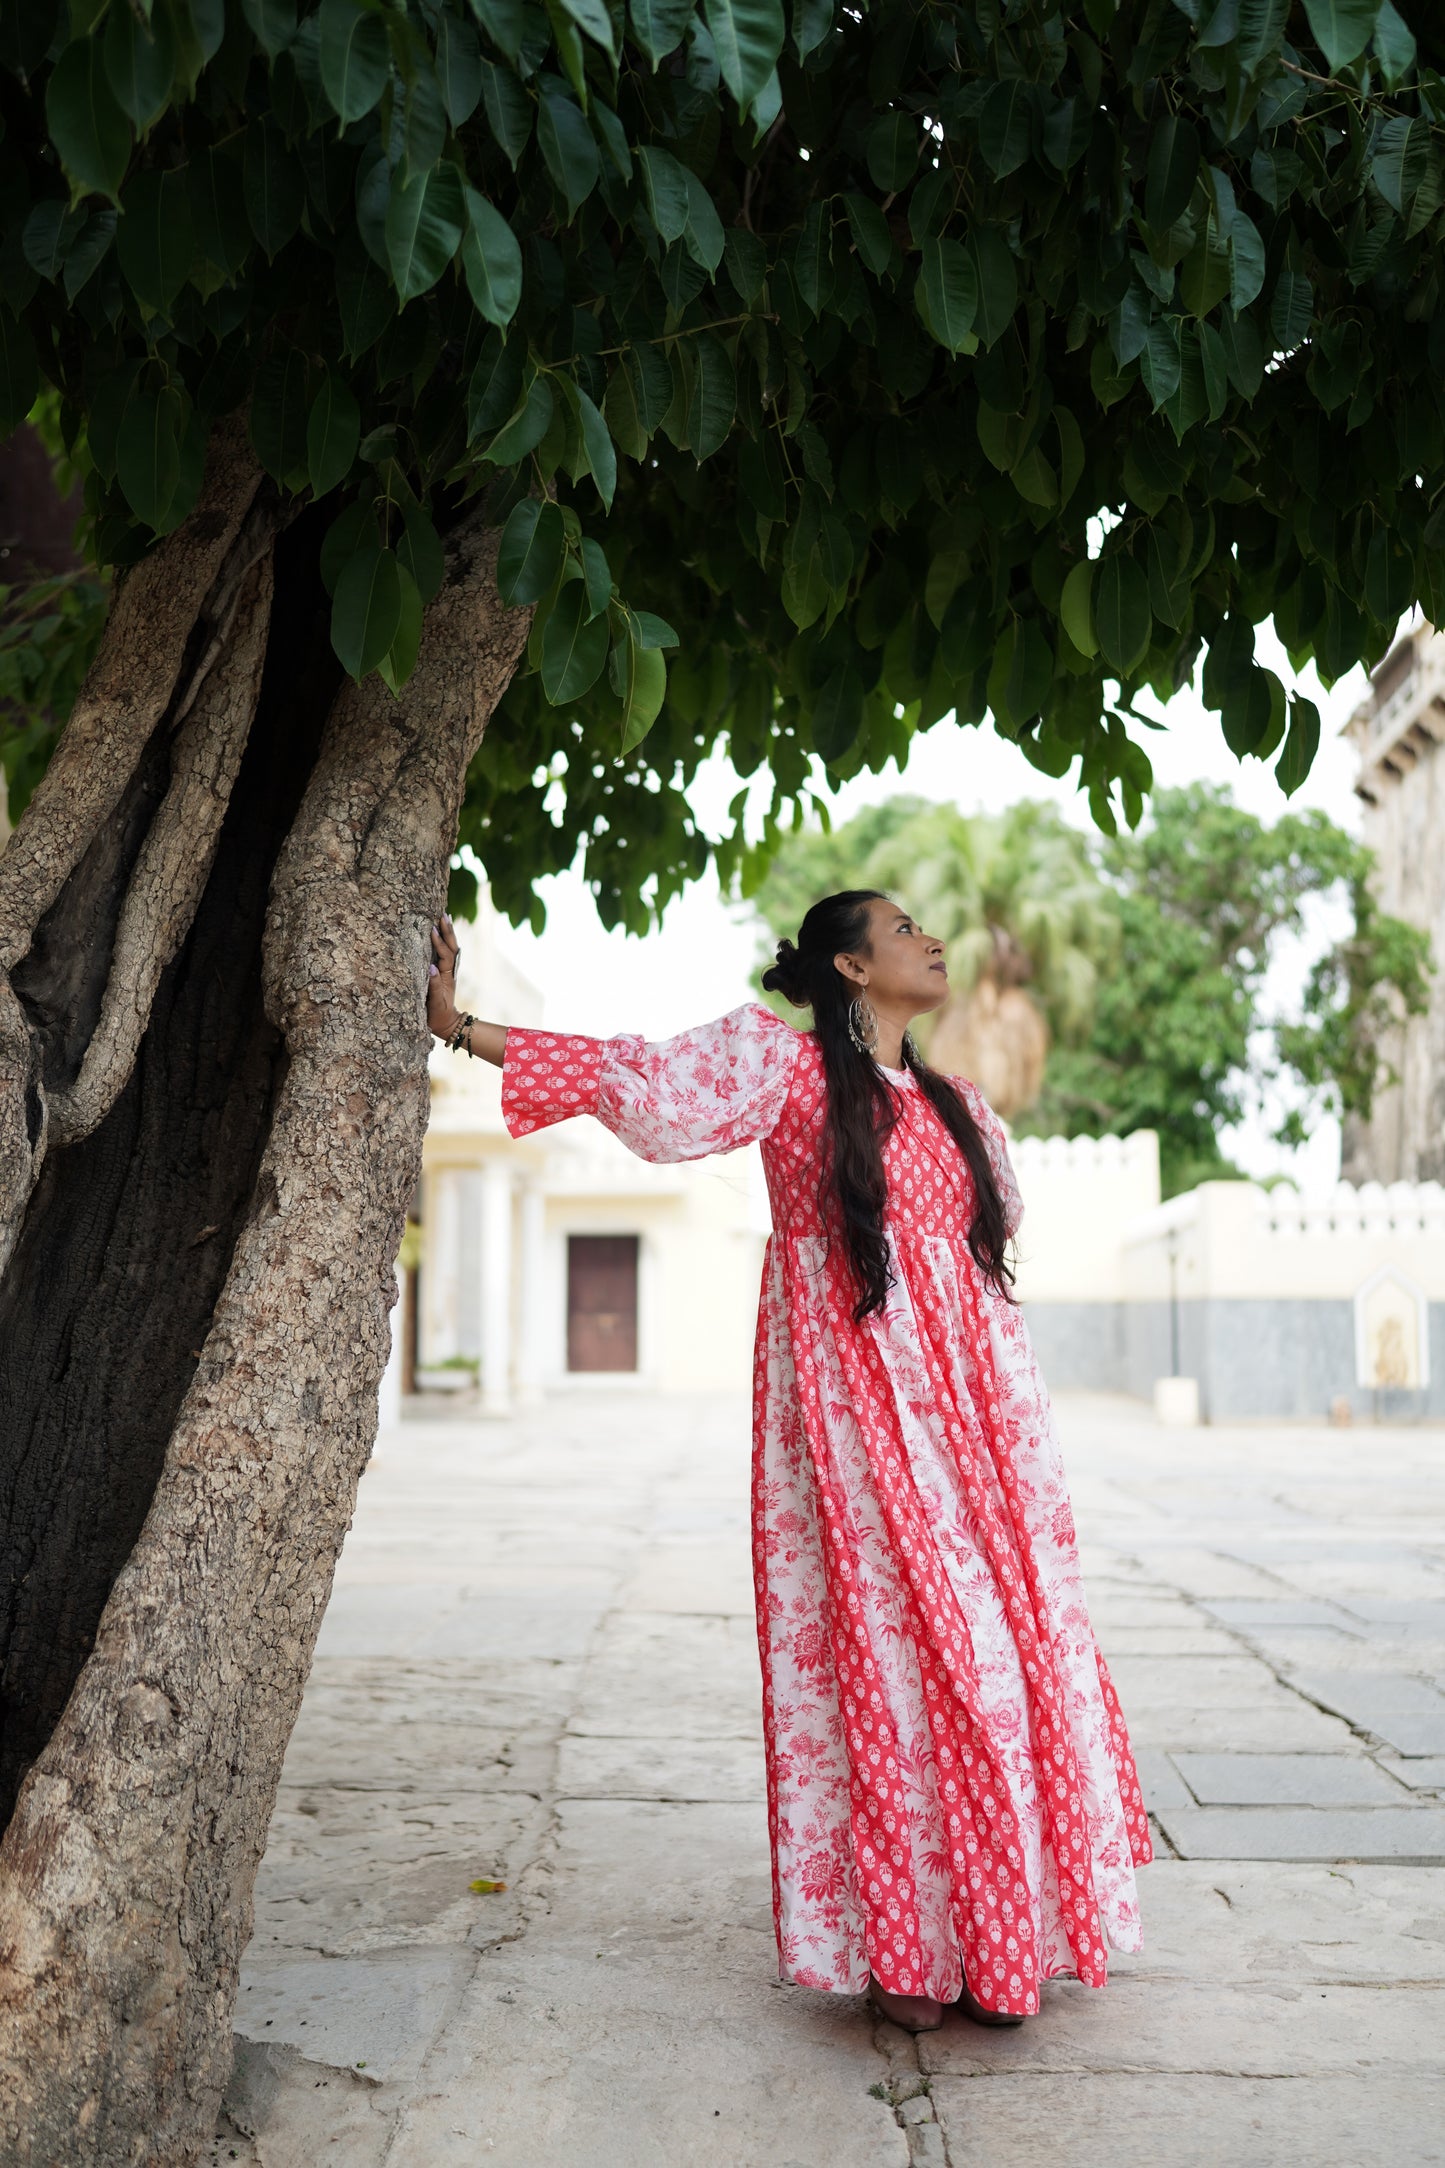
[1353,1265,1431,1391]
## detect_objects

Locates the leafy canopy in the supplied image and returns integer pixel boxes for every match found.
[4,0,1445,928]
[749,782,1433,1196]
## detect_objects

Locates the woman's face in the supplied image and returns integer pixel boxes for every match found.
[835,897,949,1017]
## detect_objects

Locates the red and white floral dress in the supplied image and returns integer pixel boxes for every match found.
[503,1002,1150,2015]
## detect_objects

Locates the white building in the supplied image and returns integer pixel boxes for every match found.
[1343,623,1445,1183]
[400,897,766,1411]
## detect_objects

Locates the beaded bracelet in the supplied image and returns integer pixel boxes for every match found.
[447,1012,478,1055]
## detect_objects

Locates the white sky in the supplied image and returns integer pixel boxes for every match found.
[479,626,1377,1195]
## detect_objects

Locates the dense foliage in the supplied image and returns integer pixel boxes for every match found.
[750,783,1433,1193]
[3,0,1445,927]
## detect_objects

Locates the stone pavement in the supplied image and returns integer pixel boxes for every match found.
[211,1390,1445,2168]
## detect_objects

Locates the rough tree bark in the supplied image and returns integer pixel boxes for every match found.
[0,425,532,2164]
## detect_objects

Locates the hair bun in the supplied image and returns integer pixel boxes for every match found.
[761,936,809,1006]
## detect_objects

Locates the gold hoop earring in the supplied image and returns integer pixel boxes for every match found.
[847,995,879,1055]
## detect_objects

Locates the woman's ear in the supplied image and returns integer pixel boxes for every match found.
[833,950,868,988]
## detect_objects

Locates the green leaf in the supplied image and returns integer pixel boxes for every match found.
[1095,554,1152,676]
[1228,209,1265,311]
[703,0,785,113]
[318,0,391,124]
[684,334,734,462]
[1270,263,1313,350]
[1059,560,1096,657]
[1301,0,1375,70]
[332,544,404,679]
[117,167,193,314]
[22,200,85,282]
[542,577,609,701]
[987,619,1052,732]
[573,384,617,508]
[46,39,132,202]
[460,187,523,329]
[251,348,312,488]
[628,0,692,66]
[917,235,977,354]
[1373,0,1416,88]
[635,145,690,244]
[336,229,394,356]
[116,382,183,529]
[619,640,667,751]
[843,192,895,277]
[811,665,863,764]
[537,78,599,217]
[555,0,616,56]
[320,498,375,595]
[1144,115,1199,233]
[580,536,612,619]
[436,13,484,125]
[1365,528,1414,625]
[61,205,117,299]
[866,111,917,193]
[377,561,424,695]
[1371,114,1426,215]
[190,146,250,277]
[978,79,1034,180]
[969,230,1018,349]
[480,61,534,166]
[385,160,465,304]
[634,610,678,648]
[398,501,445,603]
[306,371,361,498]
[487,373,555,463]
[0,311,40,437]
[1276,692,1321,796]
[244,116,305,258]
[682,169,726,274]
[240,0,299,56]
[103,0,174,129]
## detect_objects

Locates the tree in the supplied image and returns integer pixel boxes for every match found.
[751,794,1115,1116]
[3,0,1445,2154]
[1024,783,1433,1192]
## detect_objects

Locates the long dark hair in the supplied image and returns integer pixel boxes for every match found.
[761,889,1016,1322]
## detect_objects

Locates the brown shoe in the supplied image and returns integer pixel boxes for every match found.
[869,1978,945,2032]
[954,1974,1025,2028]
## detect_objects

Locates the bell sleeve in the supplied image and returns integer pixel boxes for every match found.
[953,1077,1025,1239]
[502,1001,800,1164]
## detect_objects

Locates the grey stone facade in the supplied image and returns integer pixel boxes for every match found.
[1024,1298,1445,1422]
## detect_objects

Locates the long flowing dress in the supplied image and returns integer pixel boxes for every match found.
[502,1001,1151,2016]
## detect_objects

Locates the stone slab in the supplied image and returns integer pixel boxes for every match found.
[919,1977,1445,2078]
[1155,1805,1445,1863]
[1132,1749,1193,1811]
[219,2042,393,2168]
[567,1612,765,1740]
[1104,1654,1308,1708]
[1169,1753,1409,1806]
[1378,1756,1445,1791]
[556,1732,766,1803]
[1289,1671,1445,1755]
[1117,1859,1445,1983]
[389,1945,907,2168]
[314,1585,607,1662]
[234,1948,473,2082]
[1199,1599,1362,1633]
[929,2073,1445,2168]
[1123,1702,1354,1754]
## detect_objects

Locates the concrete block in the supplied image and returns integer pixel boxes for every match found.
[929,2073,1445,2168]
[1154,1804,1445,1862]
[1169,1752,1409,1805]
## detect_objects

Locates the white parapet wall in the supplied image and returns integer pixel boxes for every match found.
[1009,1129,1161,1304]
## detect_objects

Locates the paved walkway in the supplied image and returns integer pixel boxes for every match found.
[213,1390,1445,2168]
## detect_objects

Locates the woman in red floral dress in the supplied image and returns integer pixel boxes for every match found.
[428,889,1150,2034]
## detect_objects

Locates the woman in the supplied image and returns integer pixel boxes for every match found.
[427,890,1149,2033]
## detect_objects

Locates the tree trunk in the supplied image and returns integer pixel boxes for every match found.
[0,427,531,2164]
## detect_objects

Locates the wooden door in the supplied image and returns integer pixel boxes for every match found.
[567,1235,639,1372]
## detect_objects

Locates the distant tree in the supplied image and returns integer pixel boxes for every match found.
[1023,782,1434,1192]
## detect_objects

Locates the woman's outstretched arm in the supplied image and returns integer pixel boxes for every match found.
[426,916,506,1064]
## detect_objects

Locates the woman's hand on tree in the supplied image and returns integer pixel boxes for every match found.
[428,916,460,1039]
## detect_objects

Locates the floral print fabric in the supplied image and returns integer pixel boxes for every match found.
[503,1002,1149,2014]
